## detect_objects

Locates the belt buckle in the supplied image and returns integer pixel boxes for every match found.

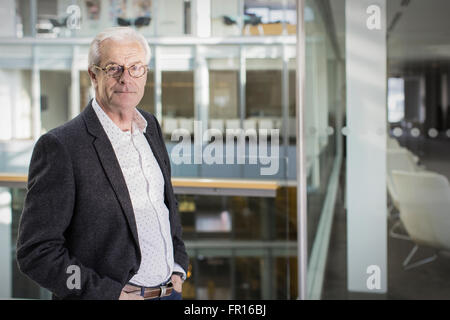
[159,281,173,298]
[159,285,167,298]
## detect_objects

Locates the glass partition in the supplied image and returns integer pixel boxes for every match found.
[34,0,155,38]
[0,0,299,301]
[303,0,341,299]
[179,186,295,300]
[383,0,450,300]
[31,0,195,38]
[3,182,295,300]
[4,0,300,40]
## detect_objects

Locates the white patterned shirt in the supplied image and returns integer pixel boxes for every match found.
[92,98,185,287]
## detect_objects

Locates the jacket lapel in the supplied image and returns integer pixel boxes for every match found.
[81,101,140,251]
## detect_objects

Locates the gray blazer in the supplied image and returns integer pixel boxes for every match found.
[16,100,188,300]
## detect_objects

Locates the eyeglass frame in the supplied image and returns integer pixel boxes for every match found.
[92,63,149,79]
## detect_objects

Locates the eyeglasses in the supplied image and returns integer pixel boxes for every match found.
[92,63,149,78]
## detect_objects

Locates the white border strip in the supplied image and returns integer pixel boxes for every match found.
[296,0,308,300]
[307,153,342,300]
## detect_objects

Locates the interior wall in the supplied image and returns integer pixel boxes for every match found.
[40,70,70,132]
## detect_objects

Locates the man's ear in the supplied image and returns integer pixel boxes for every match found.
[88,67,98,88]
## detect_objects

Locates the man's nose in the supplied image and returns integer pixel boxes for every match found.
[118,68,132,84]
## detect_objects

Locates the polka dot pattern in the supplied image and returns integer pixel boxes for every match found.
[92,99,175,287]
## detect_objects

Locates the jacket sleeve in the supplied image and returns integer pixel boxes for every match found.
[152,115,189,273]
[16,133,124,300]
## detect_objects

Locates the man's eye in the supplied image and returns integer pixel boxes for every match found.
[108,66,121,73]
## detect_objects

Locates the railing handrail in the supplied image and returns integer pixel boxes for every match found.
[0,173,285,191]
[0,173,27,183]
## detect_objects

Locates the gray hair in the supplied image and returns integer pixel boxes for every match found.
[88,27,151,69]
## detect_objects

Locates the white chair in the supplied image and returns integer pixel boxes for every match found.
[273,117,282,130]
[387,136,421,166]
[387,149,419,211]
[163,117,178,137]
[387,136,401,149]
[225,119,240,131]
[209,119,225,133]
[258,118,274,131]
[177,117,194,135]
[242,118,258,142]
[243,118,257,131]
[387,148,424,239]
[392,170,450,270]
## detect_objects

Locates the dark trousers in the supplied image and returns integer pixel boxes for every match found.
[151,289,182,300]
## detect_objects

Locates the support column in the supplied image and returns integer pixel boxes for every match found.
[346,0,387,294]
[70,46,81,120]
[31,46,41,140]
[282,44,289,159]
[192,0,211,37]
[295,0,307,301]
[154,47,162,123]
[239,46,246,127]
[0,188,11,298]
[30,0,37,37]
[194,46,209,135]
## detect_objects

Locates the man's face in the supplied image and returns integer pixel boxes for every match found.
[90,39,148,111]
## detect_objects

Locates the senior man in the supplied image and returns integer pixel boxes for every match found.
[16,27,188,300]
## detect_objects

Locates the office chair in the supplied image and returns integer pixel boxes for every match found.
[163,117,179,138]
[387,149,418,208]
[117,17,132,26]
[117,16,151,28]
[222,16,237,25]
[387,148,425,240]
[135,17,151,27]
[392,170,450,270]
[387,136,421,165]
[209,119,225,133]
[178,117,194,135]
[49,17,68,28]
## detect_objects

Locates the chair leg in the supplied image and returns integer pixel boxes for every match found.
[403,245,438,271]
[387,200,400,222]
[387,203,393,220]
[389,220,411,241]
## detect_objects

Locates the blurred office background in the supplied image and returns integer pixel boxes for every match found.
[0,0,449,300]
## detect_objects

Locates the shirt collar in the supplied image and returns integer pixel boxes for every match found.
[92,98,147,137]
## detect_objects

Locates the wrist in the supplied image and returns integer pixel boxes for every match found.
[172,271,185,282]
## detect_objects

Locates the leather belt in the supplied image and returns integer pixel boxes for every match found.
[123,282,174,300]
